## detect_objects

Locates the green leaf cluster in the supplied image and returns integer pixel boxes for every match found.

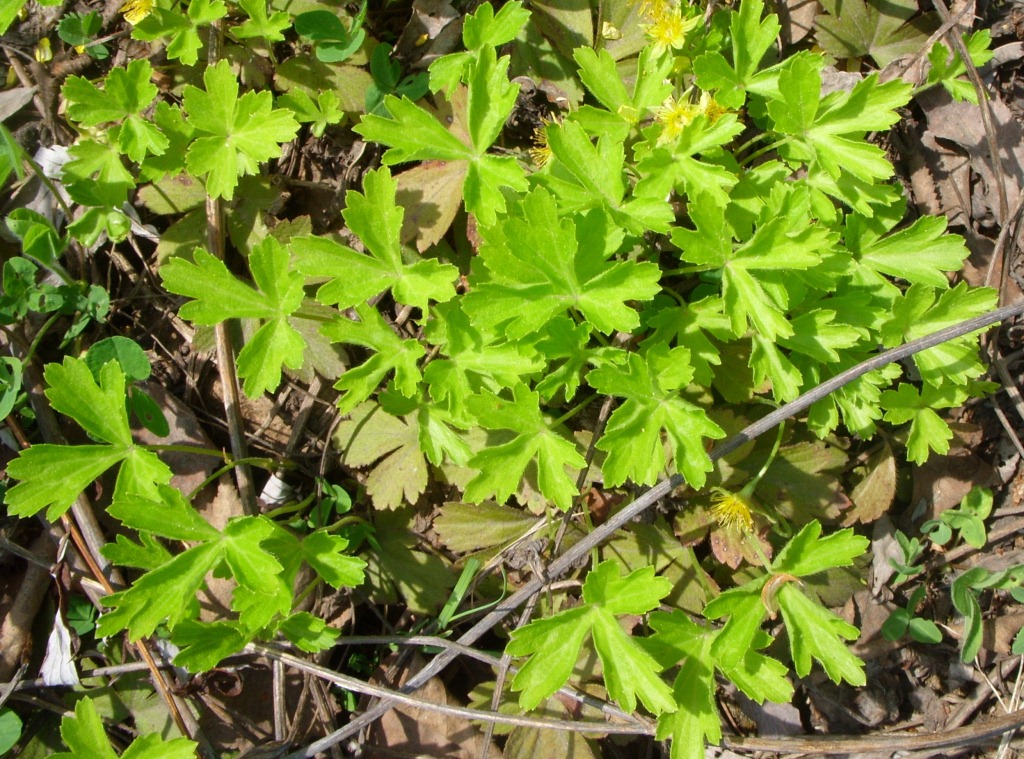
[507,523,866,758]
[2,1,1007,755]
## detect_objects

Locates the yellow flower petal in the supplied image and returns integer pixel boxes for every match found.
[120,0,154,25]
[34,38,52,63]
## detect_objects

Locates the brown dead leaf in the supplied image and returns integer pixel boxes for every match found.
[918,87,1024,227]
[910,442,997,524]
[710,525,772,570]
[196,480,246,620]
[778,0,819,46]
[366,652,503,759]
[504,723,599,759]
[395,0,464,69]
[132,382,217,499]
[983,609,1024,654]
[396,160,469,252]
[843,440,897,526]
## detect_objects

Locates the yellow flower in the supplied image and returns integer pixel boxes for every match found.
[655,95,697,143]
[120,0,154,25]
[711,489,755,534]
[697,90,728,123]
[644,5,700,53]
[529,117,556,168]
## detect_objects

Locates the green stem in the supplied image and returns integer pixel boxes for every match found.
[740,135,793,167]
[662,265,714,277]
[263,492,316,520]
[143,443,230,459]
[23,313,61,364]
[182,456,287,501]
[738,417,785,500]
[733,131,773,160]
[551,395,596,427]
[292,308,337,323]
[324,515,371,533]
[293,576,322,607]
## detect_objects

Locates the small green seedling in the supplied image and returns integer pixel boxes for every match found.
[882,585,942,644]
[889,530,927,585]
[366,43,430,116]
[294,3,367,63]
[57,12,109,59]
[922,486,992,549]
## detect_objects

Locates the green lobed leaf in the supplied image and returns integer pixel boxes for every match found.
[52,697,118,759]
[63,60,158,127]
[322,303,426,412]
[355,95,471,163]
[880,282,996,387]
[881,382,967,463]
[221,516,285,595]
[278,612,340,653]
[300,531,367,588]
[5,358,171,519]
[776,584,865,684]
[464,190,661,337]
[462,1,531,50]
[232,0,291,41]
[162,239,307,396]
[507,560,675,713]
[171,620,249,672]
[294,167,458,310]
[588,344,725,489]
[463,384,585,511]
[107,485,220,542]
[182,60,299,200]
[771,520,870,578]
[97,541,223,640]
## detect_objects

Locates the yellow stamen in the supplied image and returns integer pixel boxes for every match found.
[529,117,556,168]
[711,488,755,533]
[655,96,698,143]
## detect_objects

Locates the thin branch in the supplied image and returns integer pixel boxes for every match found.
[724,705,1024,755]
[249,643,650,736]
[203,25,256,514]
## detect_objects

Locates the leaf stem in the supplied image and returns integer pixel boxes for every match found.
[740,135,793,167]
[732,130,772,160]
[23,313,61,364]
[550,395,596,427]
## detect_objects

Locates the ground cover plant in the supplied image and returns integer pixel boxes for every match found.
[4,0,1024,756]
